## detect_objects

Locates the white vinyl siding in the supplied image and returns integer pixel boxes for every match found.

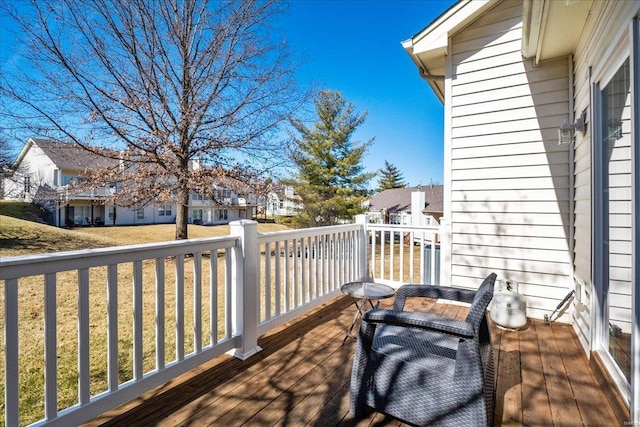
[447,0,572,319]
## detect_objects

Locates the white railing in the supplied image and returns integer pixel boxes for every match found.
[367,223,441,287]
[0,217,438,426]
[57,186,114,200]
[256,223,365,336]
[1,236,240,427]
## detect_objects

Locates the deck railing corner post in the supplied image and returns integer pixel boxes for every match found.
[355,215,369,280]
[229,220,262,360]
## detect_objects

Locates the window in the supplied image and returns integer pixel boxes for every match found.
[192,209,203,221]
[108,206,116,220]
[192,192,203,201]
[218,209,228,220]
[158,204,172,216]
[136,208,144,219]
[596,57,632,382]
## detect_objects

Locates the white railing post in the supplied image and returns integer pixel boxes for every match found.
[229,220,262,360]
[355,215,369,280]
[440,217,451,286]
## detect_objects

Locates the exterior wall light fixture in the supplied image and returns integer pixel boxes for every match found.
[558,110,587,144]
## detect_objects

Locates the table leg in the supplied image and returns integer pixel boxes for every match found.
[342,298,377,345]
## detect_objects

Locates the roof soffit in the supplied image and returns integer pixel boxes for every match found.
[523,0,593,64]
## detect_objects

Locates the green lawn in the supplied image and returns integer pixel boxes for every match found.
[0,215,290,257]
[0,201,48,222]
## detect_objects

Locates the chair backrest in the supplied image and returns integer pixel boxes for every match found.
[465,273,497,331]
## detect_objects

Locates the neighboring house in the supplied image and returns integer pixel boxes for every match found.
[265,183,301,217]
[3,138,131,227]
[188,176,259,225]
[404,0,638,420]
[3,138,257,227]
[367,185,443,227]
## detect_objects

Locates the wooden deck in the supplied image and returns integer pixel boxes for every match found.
[84,295,619,427]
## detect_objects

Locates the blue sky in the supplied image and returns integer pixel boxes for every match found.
[278,0,456,187]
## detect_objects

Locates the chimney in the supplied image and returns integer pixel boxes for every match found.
[411,189,425,227]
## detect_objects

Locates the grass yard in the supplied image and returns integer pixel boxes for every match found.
[0,215,290,257]
[0,201,47,222]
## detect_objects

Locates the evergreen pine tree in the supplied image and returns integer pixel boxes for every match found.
[285,90,375,227]
[377,160,406,190]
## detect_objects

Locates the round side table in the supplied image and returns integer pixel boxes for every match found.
[341,281,395,344]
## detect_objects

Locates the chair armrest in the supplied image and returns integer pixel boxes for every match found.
[362,309,475,339]
[394,285,477,310]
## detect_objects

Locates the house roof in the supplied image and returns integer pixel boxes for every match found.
[368,185,443,214]
[402,0,594,100]
[20,138,118,170]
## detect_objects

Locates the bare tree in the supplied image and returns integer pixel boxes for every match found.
[1,0,304,239]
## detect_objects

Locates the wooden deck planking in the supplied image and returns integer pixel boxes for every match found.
[85,295,619,427]
[519,322,554,426]
[552,322,617,427]
[494,326,523,426]
[534,321,584,426]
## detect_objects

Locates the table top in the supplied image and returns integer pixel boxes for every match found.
[340,281,395,300]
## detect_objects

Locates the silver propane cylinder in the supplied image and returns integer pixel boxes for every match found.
[490,279,527,330]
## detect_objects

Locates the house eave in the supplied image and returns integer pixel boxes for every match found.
[12,138,36,169]
[401,0,497,103]
[522,0,593,64]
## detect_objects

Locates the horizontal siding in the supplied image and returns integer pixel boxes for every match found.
[453,103,569,128]
[452,151,569,169]
[452,176,569,191]
[453,89,569,116]
[451,187,570,202]
[448,0,572,317]
[453,140,566,159]
[451,211,568,227]
[451,164,569,180]
[452,77,569,107]
[451,1,523,45]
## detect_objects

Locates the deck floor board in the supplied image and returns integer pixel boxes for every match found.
[84,295,618,427]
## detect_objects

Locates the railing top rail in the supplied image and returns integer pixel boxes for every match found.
[258,223,362,243]
[366,223,441,232]
[0,236,239,280]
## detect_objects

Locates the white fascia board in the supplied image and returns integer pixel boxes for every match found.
[522,0,544,60]
[404,0,495,57]
[12,138,36,169]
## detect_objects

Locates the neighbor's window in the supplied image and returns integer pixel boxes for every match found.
[136,208,144,219]
[218,209,228,220]
[158,204,172,216]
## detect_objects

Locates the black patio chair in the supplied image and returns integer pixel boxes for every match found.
[350,272,497,426]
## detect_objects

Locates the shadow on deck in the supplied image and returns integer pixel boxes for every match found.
[84,296,619,427]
